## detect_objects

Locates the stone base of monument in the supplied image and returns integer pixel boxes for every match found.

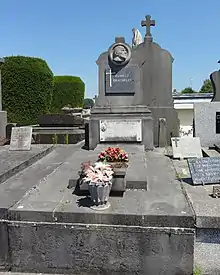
[0,144,194,274]
[88,105,154,151]
[0,111,7,138]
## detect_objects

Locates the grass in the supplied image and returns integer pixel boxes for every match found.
[193,266,202,275]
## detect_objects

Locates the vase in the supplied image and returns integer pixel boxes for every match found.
[88,182,112,210]
[107,162,128,192]
[112,167,126,192]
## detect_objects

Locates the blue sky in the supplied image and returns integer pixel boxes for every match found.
[1,0,220,98]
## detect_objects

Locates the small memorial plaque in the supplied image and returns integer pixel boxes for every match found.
[171,137,202,159]
[187,157,220,185]
[99,119,142,142]
[9,127,32,151]
[105,65,139,95]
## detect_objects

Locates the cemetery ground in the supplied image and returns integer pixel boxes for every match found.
[1,140,220,274]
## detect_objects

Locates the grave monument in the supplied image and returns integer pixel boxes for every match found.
[88,15,178,150]
[194,64,220,146]
[0,58,7,138]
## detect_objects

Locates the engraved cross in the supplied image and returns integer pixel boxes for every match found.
[174,138,179,147]
[105,69,113,87]
[141,15,155,37]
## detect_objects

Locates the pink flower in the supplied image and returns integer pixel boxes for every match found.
[81,162,114,186]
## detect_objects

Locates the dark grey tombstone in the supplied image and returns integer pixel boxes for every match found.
[89,14,179,150]
[211,70,220,102]
[139,16,179,146]
[95,37,144,106]
[89,36,154,150]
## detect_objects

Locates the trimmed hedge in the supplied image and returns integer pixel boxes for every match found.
[51,76,85,113]
[2,56,53,125]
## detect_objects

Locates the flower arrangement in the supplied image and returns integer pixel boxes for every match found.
[98,147,128,163]
[81,161,114,186]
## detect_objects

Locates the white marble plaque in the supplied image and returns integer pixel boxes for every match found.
[9,126,32,151]
[99,119,142,142]
[171,137,202,159]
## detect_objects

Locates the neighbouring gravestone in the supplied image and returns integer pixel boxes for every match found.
[39,114,84,127]
[88,14,179,150]
[194,102,220,147]
[171,137,202,159]
[187,157,220,185]
[0,58,7,138]
[211,68,220,102]
[9,126,32,151]
[194,67,220,147]
[34,114,85,144]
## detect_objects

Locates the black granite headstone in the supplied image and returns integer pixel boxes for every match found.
[187,157,220,185]
[105,65,138,95]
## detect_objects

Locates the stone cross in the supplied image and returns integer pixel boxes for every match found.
[0,58,5,111]
[141,15,155,37]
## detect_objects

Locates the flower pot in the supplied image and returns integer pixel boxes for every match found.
[107,162,128,192]
[88,182,112,210]
[112,168,126,192]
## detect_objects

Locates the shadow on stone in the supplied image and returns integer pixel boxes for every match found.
[182,177,193,185]
[81,143,89,151]
[72,181,89,196]
[77,197,94,208]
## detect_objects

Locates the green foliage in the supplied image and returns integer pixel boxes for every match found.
[84,98,94,109]
[2,56,53,125]
[51,76,85,113]
[52,134,58,144]
[181,87,196,94]
[199,79,213,93]
[193,266,202,275]
[64,134,69,144]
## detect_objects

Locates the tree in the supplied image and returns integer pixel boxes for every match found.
[2,56,53,125]
[51,76,85,113]
[84,98,94,109]
[181,87,196,94]
[199,79,213,93]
